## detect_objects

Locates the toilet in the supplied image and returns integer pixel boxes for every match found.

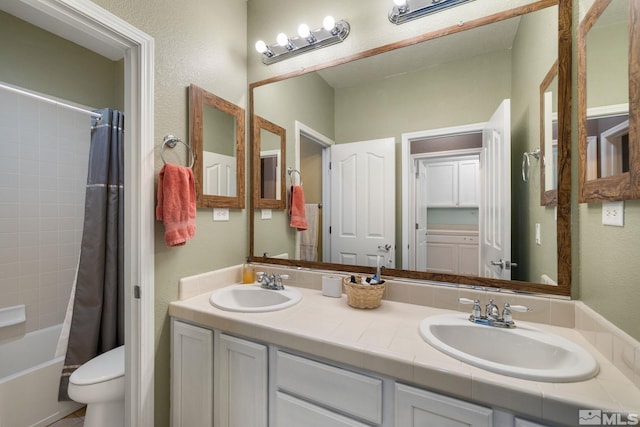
[67,345,125,427]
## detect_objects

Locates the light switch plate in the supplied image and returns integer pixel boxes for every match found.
[535,223,541,245]
[602,201,624,227]
[213,208,230,221]
[261,209,272,220]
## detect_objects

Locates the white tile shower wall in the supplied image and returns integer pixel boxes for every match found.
[0,87,90,334]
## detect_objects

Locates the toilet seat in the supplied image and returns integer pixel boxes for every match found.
[69,345,124,385]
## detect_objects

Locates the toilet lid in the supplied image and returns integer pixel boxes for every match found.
[70,345,125,385]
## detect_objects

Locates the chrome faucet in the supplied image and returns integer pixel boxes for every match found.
[256,272,289,290]
[459,298,531,328]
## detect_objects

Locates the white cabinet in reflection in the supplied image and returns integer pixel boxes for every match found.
[426,232,479,275]
[425,156,479,207]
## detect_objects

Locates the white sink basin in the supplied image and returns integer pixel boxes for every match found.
[419,313,599,382]
[209,284,302,313]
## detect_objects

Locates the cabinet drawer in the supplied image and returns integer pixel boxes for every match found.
[426,234,478,244]
[275,392,370,427]
[275,351,383,424]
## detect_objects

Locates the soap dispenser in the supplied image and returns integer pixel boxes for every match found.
[242,258,255,284]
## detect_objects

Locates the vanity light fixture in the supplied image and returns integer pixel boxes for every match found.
[389,0,475,25]
[255,15,350,65]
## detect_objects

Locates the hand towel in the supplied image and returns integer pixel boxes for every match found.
[289,185,308,231]
[156,163,196,246]
[300,204,319,261]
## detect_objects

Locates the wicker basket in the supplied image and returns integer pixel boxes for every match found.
[342,275,386,309]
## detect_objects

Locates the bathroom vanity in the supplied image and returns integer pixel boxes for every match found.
[169,266,640,427]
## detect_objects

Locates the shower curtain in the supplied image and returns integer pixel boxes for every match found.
[58,108,125,401]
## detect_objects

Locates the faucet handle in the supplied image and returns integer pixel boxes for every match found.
[502,303,531,323]
[508,304,531,313]
[459,298,482,319]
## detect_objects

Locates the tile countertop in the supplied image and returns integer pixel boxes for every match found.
[169,280,640,426]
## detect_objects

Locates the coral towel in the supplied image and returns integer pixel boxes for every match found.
[156,163,196,246]
[289,185,308,231]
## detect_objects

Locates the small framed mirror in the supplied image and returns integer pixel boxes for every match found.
[252,115,286,210]
[189,84,245,208]
[578,0,639,202]
[540,60,558,206]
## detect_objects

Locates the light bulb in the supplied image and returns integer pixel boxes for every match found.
[298,23,310,39]
[255,40,267,53]
[393,0,407,6]
[277,33,289,47]
[323,15,336,32]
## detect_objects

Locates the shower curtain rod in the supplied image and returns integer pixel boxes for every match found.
[0,82,103,119]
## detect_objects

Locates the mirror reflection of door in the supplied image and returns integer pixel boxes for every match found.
[203,104,237,197]
[330,138,396,269]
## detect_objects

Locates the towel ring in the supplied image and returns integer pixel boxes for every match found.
[287,167,302,185]
[160,134,195,168]
[521,147,540,183]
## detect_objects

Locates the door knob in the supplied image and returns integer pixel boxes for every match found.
[490,259,518,270]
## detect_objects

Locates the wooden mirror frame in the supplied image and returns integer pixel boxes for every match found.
[252,115,287,210]
[249,0,572,297]
[540,60,559,206]
[577,0,640,203]
[189,84,246,208]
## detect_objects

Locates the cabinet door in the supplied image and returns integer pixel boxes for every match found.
[426,241,458,274]
[426,161,457,206]
[215,333,268,427]
[458,242,479,275]
[396,383,492,427]
[275,392,370,427]
[171,321,213,427]
[457,158,479,206]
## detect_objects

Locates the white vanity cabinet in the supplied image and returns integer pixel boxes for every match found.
[171,320,213,427]
[170,321,268,427]
[396,383,493,426]
[273,351,383,426]
[171,321,569,427]
[214,332,268,427]
[425,156,479,207]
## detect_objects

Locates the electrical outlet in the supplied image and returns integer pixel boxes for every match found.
[602,201,624,227]
[535,223,541,245]
[213,208,230,221]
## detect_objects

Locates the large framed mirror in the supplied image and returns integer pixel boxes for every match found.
[540,60,558,206]
[578,0,639,202]
[189,84,246,208]
[249,1,572,296]
[253,115,286,210]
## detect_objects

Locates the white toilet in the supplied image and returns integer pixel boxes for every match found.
[67,345,125,427]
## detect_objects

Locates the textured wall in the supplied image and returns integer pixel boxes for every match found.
[89,1,248,425]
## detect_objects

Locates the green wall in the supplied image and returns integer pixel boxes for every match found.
[253,72,335,258]
[510,6,558,283]
[0,11,123,110]
[89,1,249,425]
[574,2,640,340]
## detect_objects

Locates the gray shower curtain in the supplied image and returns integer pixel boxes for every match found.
[58,108,125,401]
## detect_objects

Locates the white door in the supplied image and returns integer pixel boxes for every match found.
[480,99,512,279]
[330,138,395,268]
[203,151,236,196]
[414,160,428,271]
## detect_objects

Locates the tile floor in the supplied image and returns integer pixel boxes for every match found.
[47,407,85,427]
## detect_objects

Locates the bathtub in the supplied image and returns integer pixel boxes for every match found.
[0,324,83,427]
